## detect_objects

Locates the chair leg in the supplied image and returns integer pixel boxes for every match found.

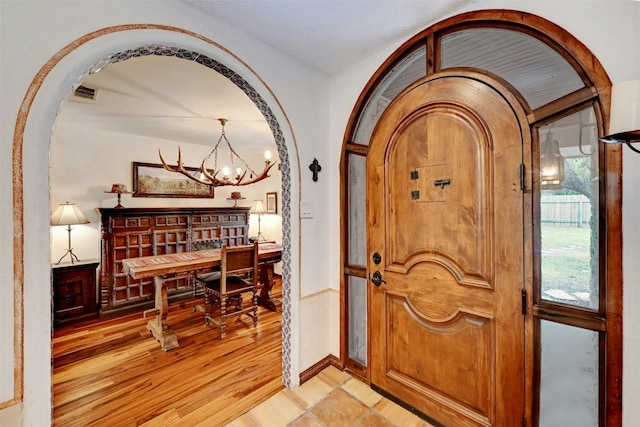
[252,290,258,327]
[193,289,204,314]
[220,298,227,339]
[202,290,255,338]
[204,291,214,325]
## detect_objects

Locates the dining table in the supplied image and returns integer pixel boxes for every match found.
[121,242,282,351]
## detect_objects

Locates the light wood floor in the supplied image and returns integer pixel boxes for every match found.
[230,366,434,427]
[52,288,283,427]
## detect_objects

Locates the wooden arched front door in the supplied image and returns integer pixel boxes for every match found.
[367,70,531,426]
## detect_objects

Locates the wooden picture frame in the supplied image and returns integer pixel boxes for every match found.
[266,192,277,214]
[132,161,214,198]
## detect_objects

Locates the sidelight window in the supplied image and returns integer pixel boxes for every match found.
[537,108,600,311]
[534,106,604,426]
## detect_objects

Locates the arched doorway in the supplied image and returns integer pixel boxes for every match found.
[340,10,622,426]
[12,25,301,424]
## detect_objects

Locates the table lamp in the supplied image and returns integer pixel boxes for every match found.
[51,202,90,264]
[104,183,131,208]
[251,200,266,241]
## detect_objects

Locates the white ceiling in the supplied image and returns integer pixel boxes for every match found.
[56,1,474,152]
[58,55,274,150]
[181,0,474,75]
[53,1,597,170]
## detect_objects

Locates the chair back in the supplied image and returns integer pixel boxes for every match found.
[220,241,259,286]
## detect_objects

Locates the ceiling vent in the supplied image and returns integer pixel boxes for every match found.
[74,85,97,101]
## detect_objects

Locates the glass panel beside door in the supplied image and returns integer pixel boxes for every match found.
[539,320,600,427]
[347,275,367,366]
[538,107,599,311]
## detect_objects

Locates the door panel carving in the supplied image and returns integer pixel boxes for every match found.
[387,106,492,285]
[369,71,528,426]
[385,293,494,423]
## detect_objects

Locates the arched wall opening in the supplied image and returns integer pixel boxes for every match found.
[12,24,301,424]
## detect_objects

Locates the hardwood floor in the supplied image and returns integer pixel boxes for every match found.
[53,288,283,426]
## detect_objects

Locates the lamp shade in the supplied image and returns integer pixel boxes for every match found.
[51,202,90,226]
[602,79,640,143]
[251,200,266,215]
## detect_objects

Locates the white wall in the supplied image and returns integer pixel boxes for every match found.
[1,1,331,425]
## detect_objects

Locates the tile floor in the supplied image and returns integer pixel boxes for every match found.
[225,366,435,427]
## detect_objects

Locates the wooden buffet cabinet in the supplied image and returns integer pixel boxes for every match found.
[98,207,249,318]
[52,259,100,325]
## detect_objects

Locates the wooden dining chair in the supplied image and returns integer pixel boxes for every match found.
[202,241,259,338]
[192,239,224,299]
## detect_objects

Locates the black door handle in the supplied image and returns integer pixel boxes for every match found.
[370,270,387,287]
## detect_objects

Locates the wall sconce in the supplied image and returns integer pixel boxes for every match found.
[600,79,640,153]
[540,131,565,189]
[51,202,90,264]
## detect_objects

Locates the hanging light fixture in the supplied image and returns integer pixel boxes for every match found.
[159,118,277,187]
[540,130,565,189]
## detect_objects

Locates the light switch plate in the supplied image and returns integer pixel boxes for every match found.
[301,201,313,218]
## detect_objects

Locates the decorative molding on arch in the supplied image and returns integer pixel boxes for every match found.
[11,24,299,413]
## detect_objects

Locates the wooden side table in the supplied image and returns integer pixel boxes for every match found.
[52,259,100,326]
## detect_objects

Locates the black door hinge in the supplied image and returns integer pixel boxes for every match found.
[522,289,527,315]
[520,163,525,191]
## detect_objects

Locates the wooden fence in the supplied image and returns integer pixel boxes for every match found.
[540,194,592,227]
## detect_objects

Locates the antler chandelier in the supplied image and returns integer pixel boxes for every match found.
[159,118,277,187]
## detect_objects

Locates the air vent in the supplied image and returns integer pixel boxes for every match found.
[74,85,97,100]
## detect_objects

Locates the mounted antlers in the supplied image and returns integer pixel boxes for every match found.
[158,147,277,187]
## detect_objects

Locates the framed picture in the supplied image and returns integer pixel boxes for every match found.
[132,161,214,198]
[266,192,278,214]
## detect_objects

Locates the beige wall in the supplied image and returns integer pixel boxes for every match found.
[2,0,639,425]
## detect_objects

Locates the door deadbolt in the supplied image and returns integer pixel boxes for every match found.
[372,252,381,265]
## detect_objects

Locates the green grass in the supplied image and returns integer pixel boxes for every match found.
[541,225,592,249]
[540,225,596,307]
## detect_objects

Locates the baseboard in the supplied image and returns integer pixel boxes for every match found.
[299,354,344,385]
